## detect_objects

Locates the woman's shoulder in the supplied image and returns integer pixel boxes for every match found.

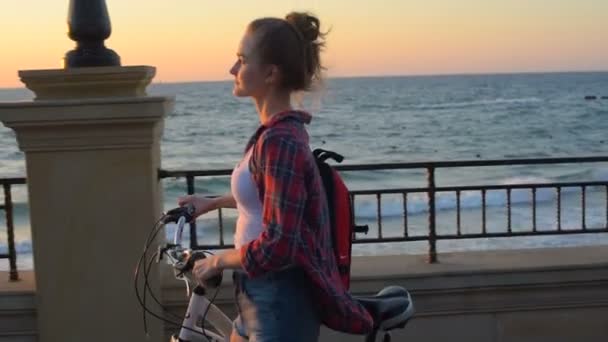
[259,118,309,146]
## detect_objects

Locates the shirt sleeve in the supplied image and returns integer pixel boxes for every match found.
[239,131,308,277]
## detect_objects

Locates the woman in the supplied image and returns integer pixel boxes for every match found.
[178,12,373,342]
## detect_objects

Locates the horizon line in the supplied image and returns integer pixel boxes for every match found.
[1,68,607,90]
[153,69,608,86]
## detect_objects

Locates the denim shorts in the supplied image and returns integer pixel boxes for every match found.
[232,268,320,342]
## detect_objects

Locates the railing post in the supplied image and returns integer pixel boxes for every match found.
[3,183,19,281]
[186,175,198,248]
[427,166,438,263]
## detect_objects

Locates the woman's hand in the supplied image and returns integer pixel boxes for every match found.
[193,255,223,285]
[177,195,217,218]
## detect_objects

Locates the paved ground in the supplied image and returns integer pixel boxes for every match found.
[0,269,34,292]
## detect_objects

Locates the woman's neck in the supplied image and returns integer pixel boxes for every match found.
[254,90,292,125]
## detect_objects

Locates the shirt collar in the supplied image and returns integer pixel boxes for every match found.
[245,110,312,153]
[262,110,312,127]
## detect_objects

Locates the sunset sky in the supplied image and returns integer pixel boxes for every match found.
[1,0,607,88]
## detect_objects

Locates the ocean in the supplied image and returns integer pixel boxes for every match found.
[2,72,608,270]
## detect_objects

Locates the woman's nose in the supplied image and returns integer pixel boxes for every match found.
[229,61,239,76]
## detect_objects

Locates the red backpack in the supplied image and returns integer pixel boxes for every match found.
[313,149,369,290]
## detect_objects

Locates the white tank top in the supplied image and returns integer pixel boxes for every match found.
[230,149,263,249]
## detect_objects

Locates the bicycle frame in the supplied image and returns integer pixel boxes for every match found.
[170,287,232,342]
[163,211,233,342]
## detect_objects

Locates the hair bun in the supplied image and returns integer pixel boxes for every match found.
[285,12,320,42]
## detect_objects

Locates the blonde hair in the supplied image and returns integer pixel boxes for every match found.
[247,12,327,92]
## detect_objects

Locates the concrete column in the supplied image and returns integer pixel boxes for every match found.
[0,66,173,342]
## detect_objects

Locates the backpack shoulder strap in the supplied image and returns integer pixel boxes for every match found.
[312,148,344,163]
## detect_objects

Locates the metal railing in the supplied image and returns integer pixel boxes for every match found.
[2,156,606,281]
[159,156,608,263]
[0,177,25,281]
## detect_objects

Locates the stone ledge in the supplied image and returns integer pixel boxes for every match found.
[5,245,608,295]
[4,246,608,342]
[0,96,174,123]
[0,271,35,294]
[18,66,156,100]
[161,245,608,295]
[351,244,608,281]
[159,245,608,342]
[0,97,173,151]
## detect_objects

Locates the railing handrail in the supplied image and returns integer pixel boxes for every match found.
[158,155,608,177]
[0,177,26,185]
[336,155,608,170]
[350,181,608,195]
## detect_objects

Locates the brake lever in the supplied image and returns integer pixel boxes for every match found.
[157,243,180,263]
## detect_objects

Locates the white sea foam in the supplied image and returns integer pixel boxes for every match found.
[592,168,608,182]
[352,175,592,219]
[410,97,542,110]
[0,240,32,254]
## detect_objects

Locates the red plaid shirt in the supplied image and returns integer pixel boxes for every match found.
[238,110,374,334]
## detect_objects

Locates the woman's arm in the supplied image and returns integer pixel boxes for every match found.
[240,132,307,276]
[193,248,242,284]
[212,193,237,210]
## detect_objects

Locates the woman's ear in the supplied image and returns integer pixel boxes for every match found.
[265,65,281,85]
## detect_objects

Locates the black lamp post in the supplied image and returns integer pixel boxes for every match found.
[64,0,121,68]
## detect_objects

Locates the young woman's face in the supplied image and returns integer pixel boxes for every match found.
[229,31,270,98]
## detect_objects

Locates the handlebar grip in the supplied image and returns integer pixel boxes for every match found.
[205,273,223,289]
[164,204,195,224]
[184,251,206,271]
[183,251,223,288]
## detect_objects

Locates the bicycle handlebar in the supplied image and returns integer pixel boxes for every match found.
[161,205,223,289]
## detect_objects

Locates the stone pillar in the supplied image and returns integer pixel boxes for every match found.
[0,66,173,342]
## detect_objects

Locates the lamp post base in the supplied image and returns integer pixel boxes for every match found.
[64,47,121,68]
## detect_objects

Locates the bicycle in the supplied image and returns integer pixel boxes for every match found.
[135,204,415,342]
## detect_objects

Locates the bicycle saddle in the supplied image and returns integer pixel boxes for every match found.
[354,286,415,331]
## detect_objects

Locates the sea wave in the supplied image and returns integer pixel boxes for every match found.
[592,168,608,181]
[0,240,32,254]
[352,175,585,219]
[408,97,542,111]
